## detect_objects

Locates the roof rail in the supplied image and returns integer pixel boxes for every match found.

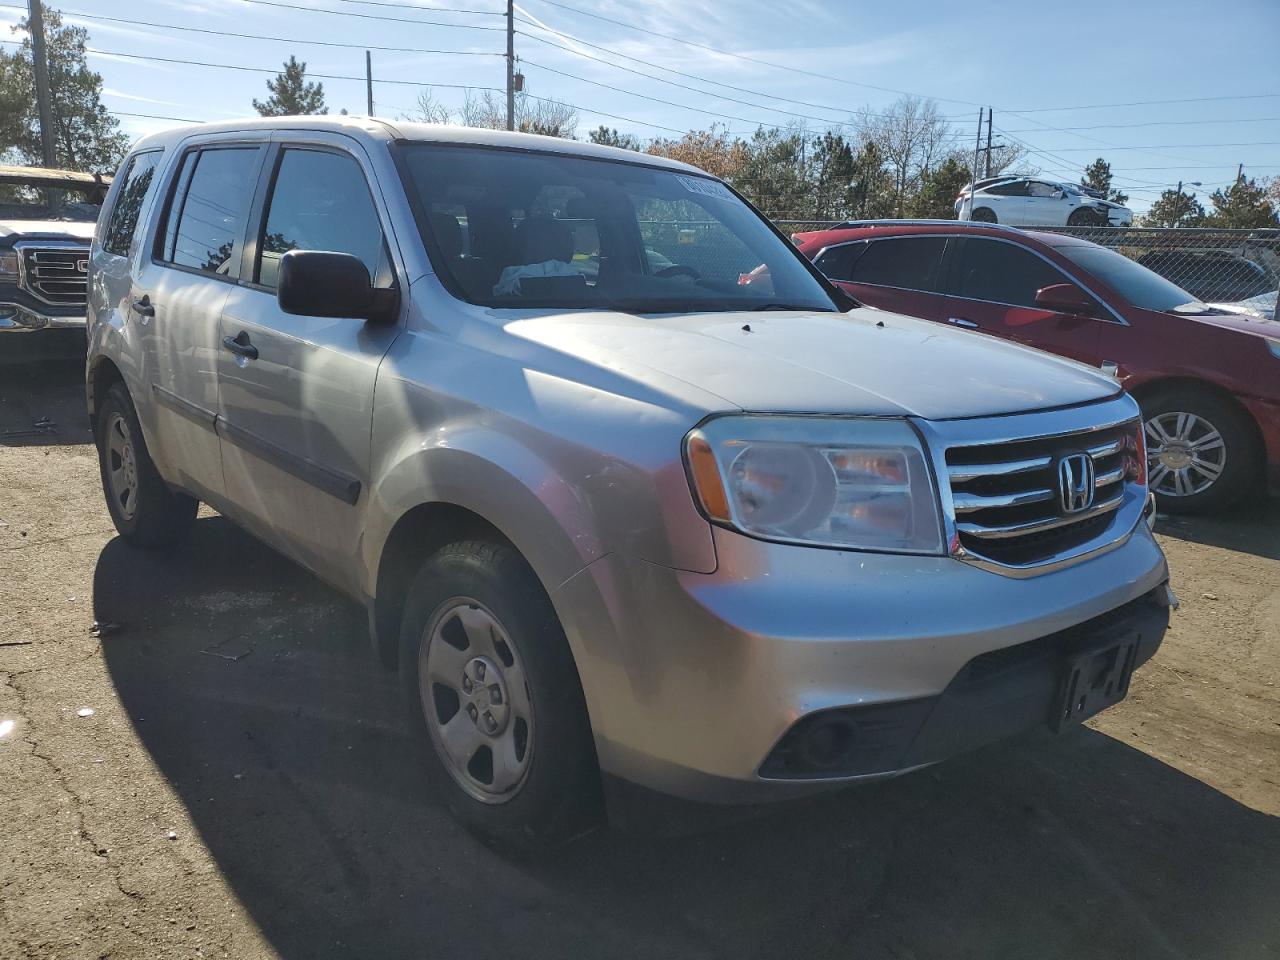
[831,218,1019,231]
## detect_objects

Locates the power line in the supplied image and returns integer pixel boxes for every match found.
[516,1,985,107]
[226,0,507,29]
[1027,141,1280,152]
[1001,117,1280,133]
[81,46,506,91]
[327,0,500,12]
[11,5,504,56]
[113,109,202,123]
[1003,93,1280,113]
[520,59,836,135]
[514,34,854,128]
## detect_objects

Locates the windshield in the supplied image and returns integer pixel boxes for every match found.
[0,180,104,223]
[1057,243,1208,314]
[399,144,838,313]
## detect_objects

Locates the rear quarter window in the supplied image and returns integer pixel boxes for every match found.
[102,151,162,257]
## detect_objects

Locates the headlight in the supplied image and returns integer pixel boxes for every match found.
[685,416,944,553]
[0,251,18,281]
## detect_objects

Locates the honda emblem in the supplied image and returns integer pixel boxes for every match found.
[1058,454,1095,514]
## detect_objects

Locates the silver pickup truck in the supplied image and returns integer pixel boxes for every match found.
[1,164,107,353]
[86,117,1172,850]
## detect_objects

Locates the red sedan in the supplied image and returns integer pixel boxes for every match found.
[792,221,1280,513]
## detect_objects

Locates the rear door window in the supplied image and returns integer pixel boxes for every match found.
[102,151,162,257]
[985,179,1029,197]
[946,237,1069,308]
[158,146,262,277]
[847,236,947,292]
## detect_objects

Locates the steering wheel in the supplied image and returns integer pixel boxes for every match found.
[655,264,701,281]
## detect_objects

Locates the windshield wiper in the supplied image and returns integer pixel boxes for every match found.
[750,303,831,312]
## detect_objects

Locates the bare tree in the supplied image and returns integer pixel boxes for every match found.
[461,88,577,138]
[855,95,955,216]
[400,88,453,125]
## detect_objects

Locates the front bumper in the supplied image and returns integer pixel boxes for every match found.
[554,521,1169,804]
[0,301,87,332]
[1240,394,1280,491]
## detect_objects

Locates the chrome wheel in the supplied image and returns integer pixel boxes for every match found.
[1145,411,1226,498]
[104,412,139,521]
[419,598,534,804]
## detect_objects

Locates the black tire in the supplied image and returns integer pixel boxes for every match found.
[1140,386,1261,514]
[970,207,997,223]
[1067,207,1104,226]
[398,539,602,853]
[95,383,198,546]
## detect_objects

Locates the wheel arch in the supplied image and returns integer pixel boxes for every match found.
[86,354,126,428]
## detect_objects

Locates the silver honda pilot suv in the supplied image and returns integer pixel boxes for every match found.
[86,117,1172,849]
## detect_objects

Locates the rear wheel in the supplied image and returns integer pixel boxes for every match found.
[95,383,197,546]
[970,207,997,223]
[399,539,601,852]
[1141,387,1260,513]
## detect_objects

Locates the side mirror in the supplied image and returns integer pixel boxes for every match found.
[277,250,397,322]
[1035,282,1100,317]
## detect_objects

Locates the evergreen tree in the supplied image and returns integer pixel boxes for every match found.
[911,156,971,219]
[1081,157,1128,205]
[0,8,128,171]
[253,56,327,116]
[1203,177,1278,228]
[588,126,642,151]
[1144,189,1206,227]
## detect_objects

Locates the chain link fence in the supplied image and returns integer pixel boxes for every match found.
[770,220,1280,319]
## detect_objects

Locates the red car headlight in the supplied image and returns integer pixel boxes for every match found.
[1124,419,1147,486]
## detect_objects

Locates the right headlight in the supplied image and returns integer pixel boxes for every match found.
[684,415,944,554]
[0,250,18,281]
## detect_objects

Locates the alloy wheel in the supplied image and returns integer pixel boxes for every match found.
[1145,411,1226,498]
[419,598,534,804]
[104,412,139,521]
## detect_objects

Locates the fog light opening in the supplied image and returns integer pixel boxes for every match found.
[798,715,859,770]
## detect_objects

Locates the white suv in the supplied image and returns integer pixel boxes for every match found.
[958,177,1133,227]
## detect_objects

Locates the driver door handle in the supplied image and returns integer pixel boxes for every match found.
[130,296,154,318]
[946,316,979,329]
[222,330,259,361]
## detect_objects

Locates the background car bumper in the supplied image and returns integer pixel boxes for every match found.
[553,521,1170,803]
[0,302,87,332]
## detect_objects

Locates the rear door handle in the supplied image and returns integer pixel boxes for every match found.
[222,330,259,361]
[946,317,979,329]
[130,296,154,318]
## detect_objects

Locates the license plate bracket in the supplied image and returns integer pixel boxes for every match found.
[1051,636,1140,731]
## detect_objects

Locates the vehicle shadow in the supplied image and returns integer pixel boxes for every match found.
[1155,495,1280,561]
[0,357,92,447]
[95,518,1280,960]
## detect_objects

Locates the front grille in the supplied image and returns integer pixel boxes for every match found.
[946,422,1133,567]
[20,245,90,306]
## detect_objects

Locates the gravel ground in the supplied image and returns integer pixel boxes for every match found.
[2,360,1278,960]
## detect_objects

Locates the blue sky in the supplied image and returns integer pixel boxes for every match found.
[3,0,1278,213]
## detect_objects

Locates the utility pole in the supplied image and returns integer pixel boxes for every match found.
[1236,162,1244,185]
[505,0,515,132]
[27,0,57,169]
[984,108,993,178]
[365,50,373,116]
[968,108,983,220]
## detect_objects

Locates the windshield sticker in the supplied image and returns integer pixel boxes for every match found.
[675,175,734,202]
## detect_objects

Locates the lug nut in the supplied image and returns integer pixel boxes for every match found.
[483,711,497,732]
[490,686,503,705]
[466,703,478,720]
[462,676,472,693]
[475,662,486,681]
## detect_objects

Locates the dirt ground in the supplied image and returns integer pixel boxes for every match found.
[2,359,1278,960]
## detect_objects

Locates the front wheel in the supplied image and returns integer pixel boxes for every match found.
[1142,387,1260,513]
[399,539,601,852]
[1067,207,1105,226]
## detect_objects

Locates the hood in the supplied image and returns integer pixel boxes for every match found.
[504,307,1120,421]
[0,220,96,240]
[1205,293,1277,323]
[1183,307,1280,337]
